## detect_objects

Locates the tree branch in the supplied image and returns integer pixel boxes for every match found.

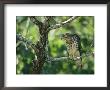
[16,34,36,50]
[48,16,79,31]
[44,16,54,23]
[46,51,94,62]
[49,57,69,62]
[29,16,43,27]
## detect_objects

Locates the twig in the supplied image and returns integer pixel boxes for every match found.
[48,16,79,30]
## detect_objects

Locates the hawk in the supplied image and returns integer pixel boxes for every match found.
[60,33,82,69]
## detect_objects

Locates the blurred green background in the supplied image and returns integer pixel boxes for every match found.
[16,16,94,74]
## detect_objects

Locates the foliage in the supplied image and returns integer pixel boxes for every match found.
[16,16,94,74]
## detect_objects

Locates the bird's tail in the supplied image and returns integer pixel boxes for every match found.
[74,50,82,69]
[75,58,82,69]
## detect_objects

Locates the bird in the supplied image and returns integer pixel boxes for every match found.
[60,33,82,69]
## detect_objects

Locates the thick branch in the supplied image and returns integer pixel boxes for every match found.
[29,16,43,27]
[48,16,79,30]
[44,16,54,23]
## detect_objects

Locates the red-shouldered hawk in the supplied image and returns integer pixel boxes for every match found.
[61,33,82,69]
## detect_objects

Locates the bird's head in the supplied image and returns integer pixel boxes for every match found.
[60,33,80,44]
[60,33,72,43]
